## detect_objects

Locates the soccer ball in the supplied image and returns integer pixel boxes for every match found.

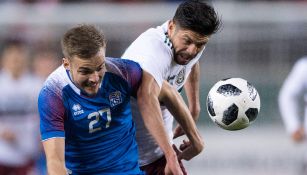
[206,78,260,130]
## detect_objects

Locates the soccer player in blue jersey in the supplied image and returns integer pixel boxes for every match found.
[38,24,185,175]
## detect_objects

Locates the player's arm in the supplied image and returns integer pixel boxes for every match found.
[174,62,201,138]
[137,70,183,175]
[184,62,201,121]
[38,87,66,175]
[42,138,67,175]
[159,81,204,160]
[278,58,307,142]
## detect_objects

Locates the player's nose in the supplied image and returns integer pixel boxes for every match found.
[89,71,100,82]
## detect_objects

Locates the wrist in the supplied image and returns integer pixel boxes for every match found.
[164,149,178,160]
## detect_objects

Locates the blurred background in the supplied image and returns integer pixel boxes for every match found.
[0,0,306,175]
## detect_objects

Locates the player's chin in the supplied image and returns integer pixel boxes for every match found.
[84,87,99,96]
[176,59,190,65]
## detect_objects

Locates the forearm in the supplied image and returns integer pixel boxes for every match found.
[137,89,176,158]
[184,62,201,121]
[137,71,183,175]
[160,84,203,160]
[137,71,177,159]
[278,82,302,134]
[43,138,66,175]
[171,106,203,160]
[46,159,67,175]
[171,95,203,156]
[279,93,301,134]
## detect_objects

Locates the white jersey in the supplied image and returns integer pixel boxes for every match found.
[122,21,204,166]
[278,57,307,135]
[0,71,41,166]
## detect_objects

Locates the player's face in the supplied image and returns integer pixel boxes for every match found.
[2,46,28,78]
[168,21,210,65]
[63,48,106,96]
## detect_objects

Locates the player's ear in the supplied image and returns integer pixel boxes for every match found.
[63,57,70,70]
[168,20,176,37]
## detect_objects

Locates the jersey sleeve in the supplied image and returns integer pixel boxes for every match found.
[106,58,143,97]
[278,57,307,134]
[38,86,66,141]
[124,60,143,97]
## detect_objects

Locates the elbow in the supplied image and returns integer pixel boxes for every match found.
[196,139,205,154]
[192,134,205,154]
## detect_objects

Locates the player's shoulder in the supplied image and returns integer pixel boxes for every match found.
[40,65,69,97]
[128,28,171,59]
[106,57,141,76]
[292,56,307,71]
[138,25,167,48]
[297,56,307,65]
[105,57,142,91]
[106,57,140,69]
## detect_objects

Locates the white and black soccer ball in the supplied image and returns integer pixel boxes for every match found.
[206,78,260,130]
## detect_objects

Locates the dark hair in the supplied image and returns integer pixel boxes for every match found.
[61,24,106,59]
[1,38,26,52]
[173,0,221,36]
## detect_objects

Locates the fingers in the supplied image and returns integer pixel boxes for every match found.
[179,140,191,151]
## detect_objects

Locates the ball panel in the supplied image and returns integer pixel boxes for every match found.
[217,84,242,97]
[222,103,238,125]
[207,95,216,116]
[227,118,249,130]
[245,108,259,122]
[247,82,258,101]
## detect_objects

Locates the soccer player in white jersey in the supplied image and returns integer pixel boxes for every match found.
[122,1,221,174]
[279,56,307,174]
[38,24,189,175]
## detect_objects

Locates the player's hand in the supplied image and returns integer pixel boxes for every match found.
[292,127,305,143]
[176,139,202,161]
[179,139,191,152]
[164,149,183,175]
[173,125,185,139]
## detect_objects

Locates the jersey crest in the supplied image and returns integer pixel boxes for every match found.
[175,67,186,86]
[167,67,186,87]
[109,91,123,107]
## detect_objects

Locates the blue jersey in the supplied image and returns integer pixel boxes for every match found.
[38,57,144,175]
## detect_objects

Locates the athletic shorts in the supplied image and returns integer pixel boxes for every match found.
[140,156,187,175]
[0,160,34,175]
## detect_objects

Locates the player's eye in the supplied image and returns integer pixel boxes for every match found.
[196,43,205,49]
[96,65,105,72]
[96,67,102,72]
[79,69,93,75]
[182,38,192,45]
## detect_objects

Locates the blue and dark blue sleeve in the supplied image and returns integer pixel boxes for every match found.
[38,87,66,141]
[125,60,143,97]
